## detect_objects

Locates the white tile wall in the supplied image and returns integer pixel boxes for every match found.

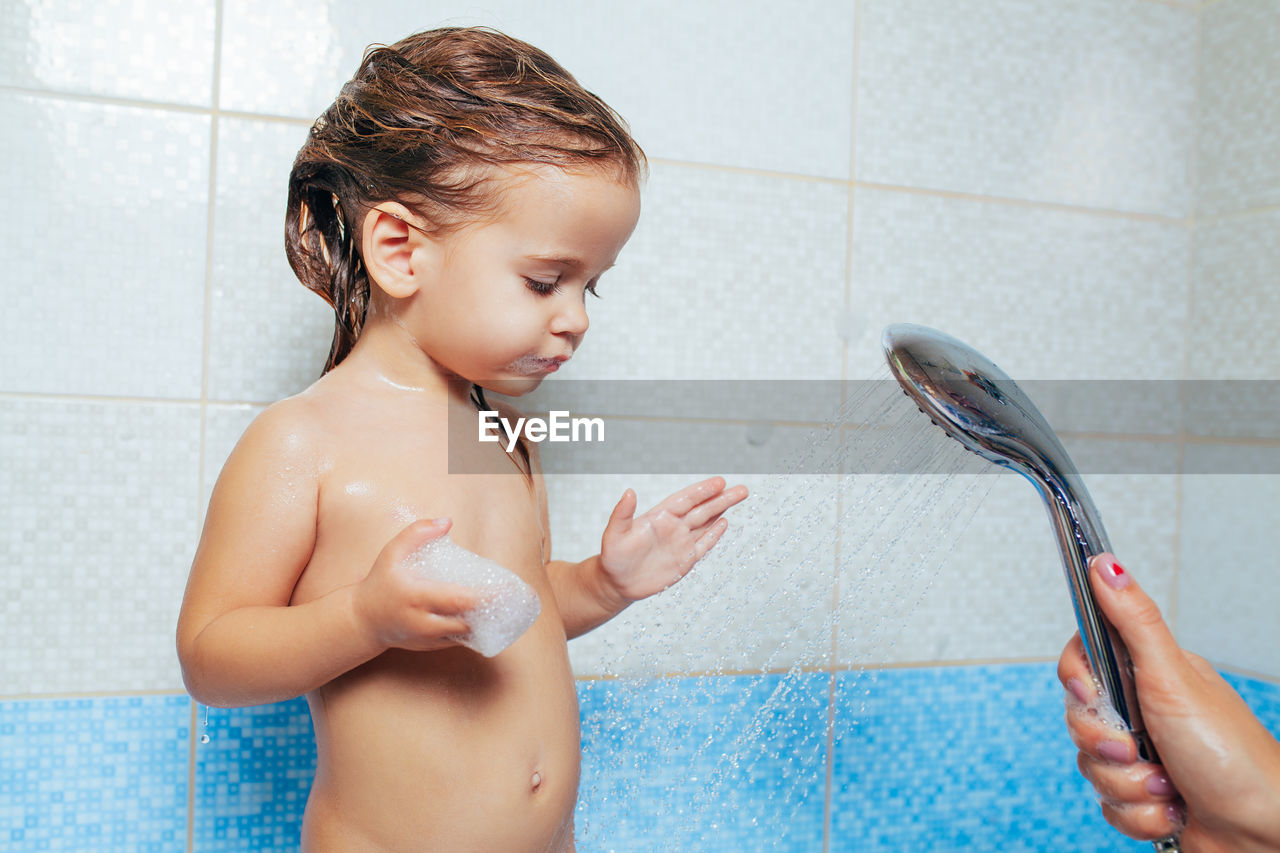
[568,162,849,381]
[844,187,1191,380]
[3,0,1278,696]
[0,0,217,105]
[0,399,201,694]
[855,0,1196,216]
[836,454,1179,666]
[1198,0,1280,216]
[1179,450,1280,679]
[207,118,332,402]
[0,94,210,399]
[1189,210,1280,380]
[218,0,856,177]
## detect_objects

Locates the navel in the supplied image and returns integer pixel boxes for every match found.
[531,770,543,792]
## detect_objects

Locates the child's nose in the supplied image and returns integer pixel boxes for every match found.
[551,298,589,337]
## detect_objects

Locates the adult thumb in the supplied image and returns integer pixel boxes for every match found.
[1088,553,1185,681]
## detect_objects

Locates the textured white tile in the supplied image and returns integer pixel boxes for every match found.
[1198,0,1280,216]
[1189,210,1280,379]
[0,0,216,105]
[219,0,855,177]
[207,118,333,402]
[0,94,209,398]
[837,443,1179,666]
[856,0,1196,216]
[0,399,201,694]
[552,464,839,677]
[201,404,262,519]
[1179,455,1280,678]
[844,188,1190,380]
[565,163,848,381]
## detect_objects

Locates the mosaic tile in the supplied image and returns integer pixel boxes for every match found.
[0,93,210,399]
[1198,0,1280,216]
[829,664,1151,852]
[0,399,200,695]
[577,673,830,851]
[192,698,315,852]
[4,667,1276,850]
[1179,466,1280,678]
[218,0,854,177]
[844,187,1190,380]
[0,0,216,105]
[572,162,848,382]
[207,118,332,404]
[856,0,1196,216]
[0,695,188,850]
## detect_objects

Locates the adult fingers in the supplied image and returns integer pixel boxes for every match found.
[1099,799,1185,843]
[1087,553,1187,684]
[1057,632,1097,701]
[1076,753,1178,805]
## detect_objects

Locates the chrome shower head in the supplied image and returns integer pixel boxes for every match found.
[882,322,1162,762]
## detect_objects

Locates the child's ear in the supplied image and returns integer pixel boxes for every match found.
[361,204,438,299]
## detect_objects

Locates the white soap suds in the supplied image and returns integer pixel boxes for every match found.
[405,533,541,657]
[1065,678,1130,732]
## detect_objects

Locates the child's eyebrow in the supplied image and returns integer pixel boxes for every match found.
[526,254,616,273]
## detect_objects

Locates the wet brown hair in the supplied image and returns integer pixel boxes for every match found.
[285,26,646,374]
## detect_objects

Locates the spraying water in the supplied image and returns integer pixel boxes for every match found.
[575,375,1000,848]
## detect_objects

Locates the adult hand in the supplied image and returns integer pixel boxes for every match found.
[1058,553,1280,851]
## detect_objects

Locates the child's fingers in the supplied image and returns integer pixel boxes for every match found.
[661,476,727,516]
[683,484,748,529]
[686,517,729,567]
[384,517,453,565]
[410,581,479,617]
[607,489,637,531]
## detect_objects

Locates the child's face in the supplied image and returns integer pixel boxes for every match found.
[412,165,641,396]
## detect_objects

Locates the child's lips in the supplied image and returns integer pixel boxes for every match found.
[510,355,570,374]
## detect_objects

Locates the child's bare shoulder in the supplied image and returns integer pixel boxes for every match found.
[218,379,351,499]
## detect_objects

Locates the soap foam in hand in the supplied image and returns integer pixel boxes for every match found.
[405,533,541,657]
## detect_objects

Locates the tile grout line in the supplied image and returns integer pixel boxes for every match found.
[825,4,863,848]
[2,83,1234,225]
[1171,0,1209,640]
[189,3,226,850]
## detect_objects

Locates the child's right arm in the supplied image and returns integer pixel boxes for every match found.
[176,403,476,708]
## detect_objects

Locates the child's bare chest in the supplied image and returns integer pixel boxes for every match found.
[296,424,548,603]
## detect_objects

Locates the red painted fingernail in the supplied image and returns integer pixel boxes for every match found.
[1095,554,1132,590]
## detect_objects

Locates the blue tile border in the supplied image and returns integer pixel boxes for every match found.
[0,694,188,851]
[192,698,314,852]
[1,666,1277,851]
[829,663,1149,852]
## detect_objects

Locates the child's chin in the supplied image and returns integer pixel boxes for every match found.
[479,375,546,397]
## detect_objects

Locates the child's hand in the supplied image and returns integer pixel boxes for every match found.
[352,518,479,653]
[597,477,748,606]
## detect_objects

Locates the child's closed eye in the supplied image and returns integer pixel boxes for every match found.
[523,278,603,298]
[523,277,561,296]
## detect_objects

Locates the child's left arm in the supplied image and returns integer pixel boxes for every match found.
[546,477,748,639]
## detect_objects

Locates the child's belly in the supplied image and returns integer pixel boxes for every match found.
[302,608,580,852]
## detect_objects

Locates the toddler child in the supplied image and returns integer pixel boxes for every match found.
[177,27,747,851]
